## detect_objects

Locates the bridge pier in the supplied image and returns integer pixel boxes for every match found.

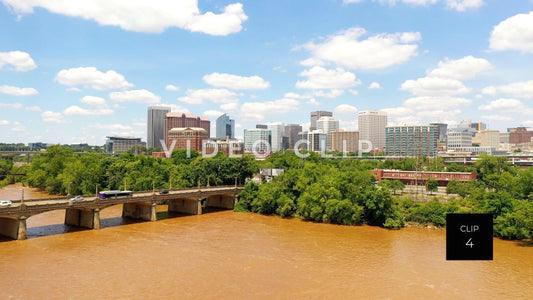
[122,202,157,221]
[65,208,101,229]
[0,216,27,240]
[205,194,235,210]
[168,198,202,215]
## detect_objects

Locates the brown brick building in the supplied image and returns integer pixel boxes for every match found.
[166,112,210,145]
[168,127,208,152]
[509,127,533,144]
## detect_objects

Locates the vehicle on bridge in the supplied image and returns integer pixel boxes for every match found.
[98,190,133,199]
[0,200,12,207]
[69,196,84,202]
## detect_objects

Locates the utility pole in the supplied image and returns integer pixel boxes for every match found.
[68,182,72,197]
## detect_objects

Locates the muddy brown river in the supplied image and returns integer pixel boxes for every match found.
[0,184,532,299]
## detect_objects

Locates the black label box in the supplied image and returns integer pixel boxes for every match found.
[446,214,493,260]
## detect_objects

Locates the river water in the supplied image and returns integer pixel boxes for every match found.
[0,184,532,299]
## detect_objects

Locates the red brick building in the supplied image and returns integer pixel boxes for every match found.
[203,139,244,156]
[509,127,533,144]
[166,112,210,144]
[372,169,477,186]
[168,127,208,152]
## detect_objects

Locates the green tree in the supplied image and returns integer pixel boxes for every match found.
[426,178,438,195]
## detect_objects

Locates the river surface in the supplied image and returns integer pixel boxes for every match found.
[0,184,532,299]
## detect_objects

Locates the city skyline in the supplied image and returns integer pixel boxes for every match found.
[1,1,533,145]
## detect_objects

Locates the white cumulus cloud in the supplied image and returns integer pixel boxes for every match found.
[490,11,533,53]
[110,89,161,104]
[203,110,224,118]
[482,80,533,99]
[296,66,361,89]
[165,84,180,92]
[0,51,37,71]
[445,0,484,12]
[478,98,531,114]
[203,72,270,90]
[178,88,239,105]
[64,96,113,116]
[41,110,64,123]
[2,0,248,36]
[368,82,383,89]
[240,98,299,121]
[56,67,134,90]
[335,104,358,115]
[0,85,39,96]
[401,77,471,96]
[0,120,9,125]
[300,27,421,70]
[427,56,493,80]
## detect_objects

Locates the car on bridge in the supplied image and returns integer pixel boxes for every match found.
[69,196,84,202]
[0,200,12,207]
[159,190,169,195]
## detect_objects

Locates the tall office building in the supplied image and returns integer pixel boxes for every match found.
[331,130,359,153]
[165,112,210,144]
[476,130,501,148]
[244,128,272,152]
[216,114,235,140]
[317,116,339,150]
[298,130,327,152]
[310,111,333,131]
[429,123,448,142]
[358,111,387,150]
[385,125,438,157]
[267,122,287,151]
[447,129,473,150]
[147,106,171,149]
[285,124,303,150]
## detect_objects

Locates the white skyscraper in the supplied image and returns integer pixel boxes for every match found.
[147,106,171,149]
[267,122,286,151]
[317,116,339,150]
[358,111,387,150]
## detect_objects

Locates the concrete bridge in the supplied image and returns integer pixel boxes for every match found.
[0,185,243,240]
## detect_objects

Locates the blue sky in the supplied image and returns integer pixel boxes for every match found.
[1,0,533,145]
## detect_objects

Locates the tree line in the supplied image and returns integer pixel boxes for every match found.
[3,146,532,240]
[237,152,533,240]
[23,145,258,195]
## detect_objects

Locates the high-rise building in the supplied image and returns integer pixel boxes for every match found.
[167,127,208,152]
[429,123,448,142]
[317,116,339,150]
[385,125,438,157]
[509,127,533,144]
[358,111,387,149]
[285,124,303,150]
[331,130,359,153]
[165,112,210,144]
[105,136,146,154]
[470,122,487,132]
[447,129,473,150]
[476,130,500,148]
[267,122,286,151]
[298,130,326,152]
[147,106,171,149]
[310,111,333,131]
[216,114,235,140]
[244,128,272,152]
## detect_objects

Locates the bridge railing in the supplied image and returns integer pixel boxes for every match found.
[6,185,245,203]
